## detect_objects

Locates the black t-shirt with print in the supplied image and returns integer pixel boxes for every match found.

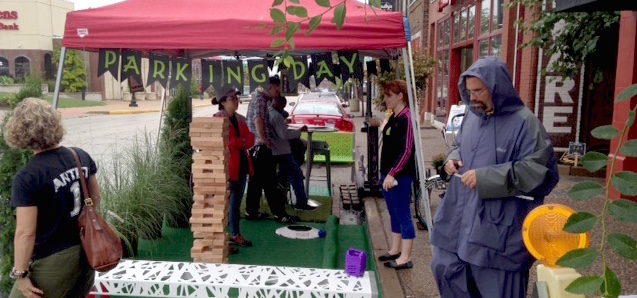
[10,146,97,260]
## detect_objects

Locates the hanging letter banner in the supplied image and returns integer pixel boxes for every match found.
[121,50,143,85]
[148,54,169,88]
[223,60,244,92]
[338,51,363,81]
[98,49,120,80]
[171,57,192,89]
[248,60,268,94]
[201,59,223,93]
[287,56,309,93]
[312,53,336,84]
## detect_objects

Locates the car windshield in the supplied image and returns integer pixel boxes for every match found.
[292,103,343,117]
[300,93,339,102]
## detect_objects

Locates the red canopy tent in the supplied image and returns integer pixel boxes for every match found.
[62,0,406,57]
[57,0,434,233]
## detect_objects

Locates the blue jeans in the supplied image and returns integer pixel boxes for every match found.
[229,173,248,236]
[380,175,415,239]
[276,154,308,207]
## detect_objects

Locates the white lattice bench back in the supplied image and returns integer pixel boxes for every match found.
[91,259,378,298]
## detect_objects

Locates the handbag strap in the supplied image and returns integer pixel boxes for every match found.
[68,148,93,207]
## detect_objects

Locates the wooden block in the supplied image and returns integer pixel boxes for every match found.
[190,217,225,224]
[192,186,228,194]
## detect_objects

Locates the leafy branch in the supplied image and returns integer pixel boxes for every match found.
[556,84,637,298]
[269,0,381,68]
[510,0,619,87]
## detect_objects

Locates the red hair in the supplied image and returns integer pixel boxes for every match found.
[382,80,409,106]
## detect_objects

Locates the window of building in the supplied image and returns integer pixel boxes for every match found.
[15,57,30,78]
[468,6,475,39]
[491,35,502,56]
[460,9,466,41]
[453,13,460,44]
[480,0,490,35]
[444,18,451,46]
[0,57,9,77]
[479,39,489,57]
[477,0,503,57]
[493,0,504,30]
[437,17,451,123]
[44,53,53,80]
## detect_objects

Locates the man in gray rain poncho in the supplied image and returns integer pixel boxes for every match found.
[430,56,559,298]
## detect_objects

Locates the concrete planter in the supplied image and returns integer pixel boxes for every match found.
[145,92,158,100]
[134,92,146,101]
[123,92,132,101]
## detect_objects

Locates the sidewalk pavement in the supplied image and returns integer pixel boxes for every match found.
[351,106,637,297]
[57,99,210,118]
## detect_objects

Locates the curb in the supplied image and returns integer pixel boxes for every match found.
[364,197,405,298]
[85,103,211,115]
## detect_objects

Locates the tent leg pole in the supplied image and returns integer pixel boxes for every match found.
[402,48,433,245]
[407,42,419,116]
[52,47,67,110]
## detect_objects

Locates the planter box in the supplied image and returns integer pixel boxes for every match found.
[145,92,158,100]
[123,92,132,101]
[134,92,146,101]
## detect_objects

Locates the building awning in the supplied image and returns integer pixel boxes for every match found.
[555,0,637,12]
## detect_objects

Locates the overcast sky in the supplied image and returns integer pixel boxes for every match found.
[69,0,125,10]
[69,0,369,10]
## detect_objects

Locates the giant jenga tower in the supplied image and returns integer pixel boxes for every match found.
[189,117,230,263]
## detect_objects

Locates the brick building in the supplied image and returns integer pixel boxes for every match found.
[0,0,73,80]
[425,0,618,155]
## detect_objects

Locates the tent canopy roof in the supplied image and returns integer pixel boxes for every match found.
[62,0,406,58]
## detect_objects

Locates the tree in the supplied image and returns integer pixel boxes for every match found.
[53,47,88,92]
[269,0,382,67]
[512,0,619,85]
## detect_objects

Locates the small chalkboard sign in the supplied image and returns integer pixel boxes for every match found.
[568,142,586,168]
[568,142,586,157]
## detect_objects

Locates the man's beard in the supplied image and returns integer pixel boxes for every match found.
[471,101,486,111]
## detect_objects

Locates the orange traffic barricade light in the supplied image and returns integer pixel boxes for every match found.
[522,204,590,267]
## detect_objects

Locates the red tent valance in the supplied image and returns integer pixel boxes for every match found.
[62,0,406,57]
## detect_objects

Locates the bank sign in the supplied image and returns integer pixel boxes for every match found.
[0,10,19,30]
[535,49,583,152]
[98,49,363,94]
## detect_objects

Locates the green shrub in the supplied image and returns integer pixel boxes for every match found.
[98,132,191,250]
[0,76,14,85]
[14,75,43,104]
[0,112,33,296]
[53,48,87,92]
[160,86,193,227]
[46,80,56,93]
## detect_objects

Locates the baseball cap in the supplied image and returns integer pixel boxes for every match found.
[219,87,241,102]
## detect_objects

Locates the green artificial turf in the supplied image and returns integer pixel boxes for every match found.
[136,217,373,271]
[240,194,333,223]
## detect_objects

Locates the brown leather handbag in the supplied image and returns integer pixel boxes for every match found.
[69,148,122,272]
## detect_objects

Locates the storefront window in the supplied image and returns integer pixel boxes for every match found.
[468,6,475,39]
[479,39,489,57]
[491,35,502,57]
[460,9,466,41]
[493,0,504,30]
[454,13,460,44]
[439,22,444,48]
[444,19,451,46]
[480,0,490,35]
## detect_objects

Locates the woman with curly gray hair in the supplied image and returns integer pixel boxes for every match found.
[4,98,100,298]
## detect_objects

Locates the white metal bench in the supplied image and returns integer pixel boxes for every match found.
[91,259,378,298]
